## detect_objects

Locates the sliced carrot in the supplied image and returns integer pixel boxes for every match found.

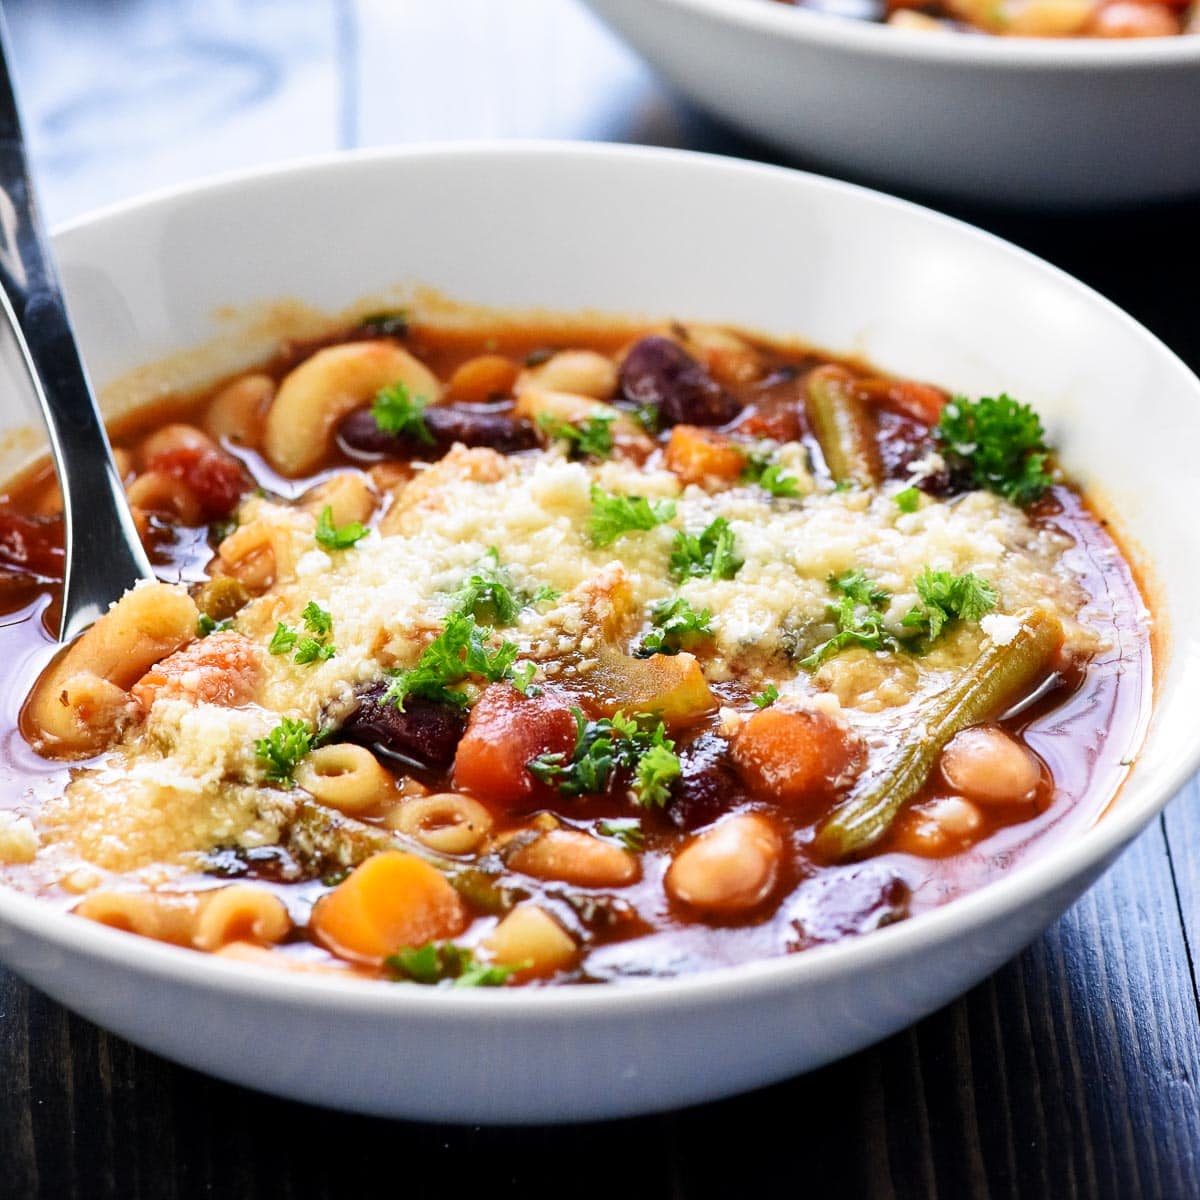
[311,851,466,965]
[730,706,864,816]
[131,629,261,710]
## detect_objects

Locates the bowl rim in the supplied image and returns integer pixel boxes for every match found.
[3,138,1198,1023]
[617,0,1200,66]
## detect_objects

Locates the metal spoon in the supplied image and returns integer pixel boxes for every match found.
[0,14,153,642]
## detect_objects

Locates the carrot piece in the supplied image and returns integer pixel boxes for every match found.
[131,629,261,710]
[730,705,864,814]
[312,850,466,964]
[664,425,746,486]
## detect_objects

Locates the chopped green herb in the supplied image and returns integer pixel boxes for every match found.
[901,568,998,644]
[751,683,780,709]
[268,622,298,656]
[385,941,518,988]
[637,595,713,657]
[935,394,1052,507]
[832,479,855,494]
[894,486,921,513]
[293,638,336,664]
[743,454,802,499]
[270,602,336,664]
[254,717,314,785]
[371,381,433,444]
[451,550,556,626]
[538,412,616,460]
[197,614,233,637]
[359,310,409,338]
[315,505,368,550]
[596,818,646,851]
[510,661,539,697]
[452,555,521,626]
[300,600,333,636]
[800,571,897,670]
[634,742,682,809]
[384,612,520,709]
[669,517,742,582]
[587,485,676,548]
[529,708,678,807]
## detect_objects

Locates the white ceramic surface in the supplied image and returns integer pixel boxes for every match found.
[2,143,1199,1123]
[584,0,1200,207]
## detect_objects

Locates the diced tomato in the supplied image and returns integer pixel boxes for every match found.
[145,446,249,519]
[454,683,578,809]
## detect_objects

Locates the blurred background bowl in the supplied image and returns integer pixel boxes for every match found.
[584,0,1200,207]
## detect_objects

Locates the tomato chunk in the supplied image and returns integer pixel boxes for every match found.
[145,446,249,519]
[453,683,577,808]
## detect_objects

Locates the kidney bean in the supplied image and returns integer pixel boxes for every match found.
[666,732,743,830]
[785,863,911,949]
[338,682,465,769]
[618,336,741,428]
[337,405,536,459]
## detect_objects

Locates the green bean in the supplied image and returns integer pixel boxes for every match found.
[806,365,881,488]
[813,609,1062,861]
[288,798,515,913]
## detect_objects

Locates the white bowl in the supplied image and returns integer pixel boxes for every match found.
[1,143,1199,1123]
[584,0,1200,207]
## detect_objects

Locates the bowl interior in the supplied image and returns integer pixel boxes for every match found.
[2,141,1199,987]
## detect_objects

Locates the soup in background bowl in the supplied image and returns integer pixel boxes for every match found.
[0,143,1197,1122]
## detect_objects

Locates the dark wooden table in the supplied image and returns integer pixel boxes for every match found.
[3,3,1199,1196]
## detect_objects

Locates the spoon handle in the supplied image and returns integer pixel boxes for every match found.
[0,15,153,642]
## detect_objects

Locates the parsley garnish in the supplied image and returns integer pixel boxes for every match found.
[371,381,433,444]
[451,550,521,626]
[799,570,897,670]
[597,818,646,851]
[894,486,921,513]
[751,683,779,709]
[268,623,297,656]
[901,568,998,644]
[669,517,742,581]
[255,717,314,785]
[315,505,368,551]
[634,742,682,809]
[197,614,233,637]
[510,661,539,697]
[538,412,616,460]
[743,455,802,499]
[637,595,713,657]
[384,613,520,709]
[451,550,559,627]
[587,485,676,548]
[529,709,680,807]
[269,602,336,664]
[935,394,1052,507]
[300,600,332,636]
[385,941,519,988]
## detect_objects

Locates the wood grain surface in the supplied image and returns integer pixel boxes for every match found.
[2,3,1199,1196]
